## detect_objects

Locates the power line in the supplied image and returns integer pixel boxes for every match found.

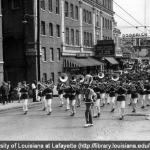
[115,13,144,33]
[113,0,150,34]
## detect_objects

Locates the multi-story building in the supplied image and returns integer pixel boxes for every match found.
[0,0,3,83]
[2,0,63,84]
[62,0,114,74]
[2,0,114,84]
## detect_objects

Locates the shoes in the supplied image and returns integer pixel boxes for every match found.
[77,105,80,108]
[146,104,150,107]
[111,108,115,112]
[119,116,124,120]
[84,123,93,127]
[42,108,46,111]
[24,111,28,115]
[59,104,63,107]
[84,124,89,127]
[98,113,100,117]
[70,113,75,116]
[47,112,51,115]
[93,115,98,118]
[88,123,93,127]
[141,106,145,109]
[132,109,136,113]
[100,104,105,107]
[65,109,70,111]
[128,103,132,106]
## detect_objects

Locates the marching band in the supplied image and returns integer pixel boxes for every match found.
[2,67,150,128]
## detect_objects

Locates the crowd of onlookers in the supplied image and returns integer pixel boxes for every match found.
[0,81,37,105]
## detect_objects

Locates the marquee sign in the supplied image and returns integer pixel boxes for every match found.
[122,33,147,39]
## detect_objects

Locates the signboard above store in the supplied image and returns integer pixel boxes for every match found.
[122,33,147,39]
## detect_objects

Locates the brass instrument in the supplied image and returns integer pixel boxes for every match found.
[77,75,84,83]
[98,72,105,79]
[59,73,68,83]
[84,74,93,85]
[111,73,119,81]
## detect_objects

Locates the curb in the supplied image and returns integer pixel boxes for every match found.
[0,101,42,113]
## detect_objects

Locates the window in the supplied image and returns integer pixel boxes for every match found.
[50,48,54,61]
[89,12,92,24]
[41,0,45,10]
[56,24,60,37]
[90,33,92,46]
[71,29,74,45]
[42,47,47,61]
[70,4,74,19]
[75,6,79,20]
[65,1,69,17]
[41,21,46,35]
[66,28,69,45]
[83,9,86,22]
[43,73,47,82]
[11,0,21,9]
[76,30,79,46]
[56,0,60,14]
[48,0,53,12]
[51,72,54,83]
[84,32,86,46]
[49,23,53,36]
[57,48,61,61]
[87,32,89,46]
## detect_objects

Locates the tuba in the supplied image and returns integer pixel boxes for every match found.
[98,72,105,79]
[59,73,68,83]
[70,74,77,82]
[111,73,119,81]
[77,74,85,83]
[84,74,93,85]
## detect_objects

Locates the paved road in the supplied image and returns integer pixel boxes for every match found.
[0,98,150,141]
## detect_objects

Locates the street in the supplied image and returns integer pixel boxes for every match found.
[0,97,150,141]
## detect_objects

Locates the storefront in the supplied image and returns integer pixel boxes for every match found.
[63,57,103,75]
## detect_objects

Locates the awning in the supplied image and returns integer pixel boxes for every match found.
[105,57,118,65]
[64,57,103,68]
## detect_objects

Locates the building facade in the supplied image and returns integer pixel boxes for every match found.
[0,0,3,83]
[2,0,114,84]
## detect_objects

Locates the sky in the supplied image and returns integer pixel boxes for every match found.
[113,0,150,36]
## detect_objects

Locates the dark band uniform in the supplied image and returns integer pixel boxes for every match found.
[116,86,126,101]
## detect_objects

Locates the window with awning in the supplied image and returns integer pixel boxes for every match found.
[64,57,103,68]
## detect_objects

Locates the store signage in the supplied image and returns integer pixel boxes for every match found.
[122,33,147,39]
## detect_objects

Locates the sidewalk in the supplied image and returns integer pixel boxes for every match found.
[0,99,42,112]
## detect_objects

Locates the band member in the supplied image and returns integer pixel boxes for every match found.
[63,86,70,111]
[84,83,97,127]
[43,81,53,115]
[116,83,127,120]
[31,80,37,102]
[20,81,29,115]
[130,83,138,113]
[93,85,100,118]
[138,81,146,109]
[57,82,65,107]
[69,81,77,116]
[99,82,106,107]
[109,85,116,112]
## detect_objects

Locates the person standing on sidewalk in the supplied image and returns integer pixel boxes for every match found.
[20,81,29,115]
[0,82,9,105]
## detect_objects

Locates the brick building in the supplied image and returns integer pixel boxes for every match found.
[2,0,114,85]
